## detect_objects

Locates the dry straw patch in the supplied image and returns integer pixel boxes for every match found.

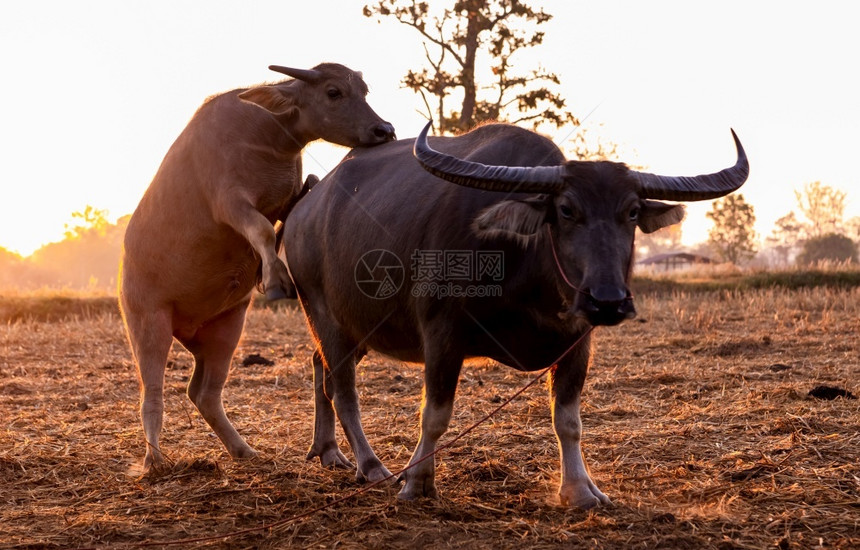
[1,288,858,549]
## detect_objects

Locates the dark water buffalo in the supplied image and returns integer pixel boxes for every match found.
[284,121,748,508]
[120,63,395,472]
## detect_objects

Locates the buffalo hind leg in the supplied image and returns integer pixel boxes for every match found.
[181,300,257,460]
[549,333,611,509]
[399,342,463,500]
[306,350,353,469]
[124,305,174,472]
[317,332,391,483]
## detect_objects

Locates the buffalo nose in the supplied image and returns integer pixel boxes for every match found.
[577,286,636,326]
[373,122,396,142]
[590,285,628,304]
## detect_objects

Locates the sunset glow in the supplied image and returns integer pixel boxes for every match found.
[3,4,859,545]
[1,1,858,257]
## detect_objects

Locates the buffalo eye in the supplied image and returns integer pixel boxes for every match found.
[628,206,640,222]
[327,88,343,100]
[559,204,574,220]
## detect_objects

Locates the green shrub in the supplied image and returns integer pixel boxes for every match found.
[796,233,858,266]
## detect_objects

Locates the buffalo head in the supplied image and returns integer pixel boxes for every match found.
[413,122,749,326]
[238,63,395,147]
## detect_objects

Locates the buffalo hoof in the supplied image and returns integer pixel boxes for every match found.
[558,481,612,510]
[134,447,178,478]
[281,278,299,300]
[303,174,320,191]
[141,447,170,474]
[266,279,300,301]
[265,285,289,302]
[139,457,171,478]
[231,446,259,460]
[356,462,393,484]
[307,446,354,470]
[397,477,438,500]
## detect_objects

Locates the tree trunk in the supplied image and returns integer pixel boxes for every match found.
[458,9,479,133]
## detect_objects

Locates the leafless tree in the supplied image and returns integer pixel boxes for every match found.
[364,0,578,135]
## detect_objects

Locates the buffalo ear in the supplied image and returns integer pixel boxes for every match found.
[238,86,298,118]
[638,200,685,234]
[473,196,550,243]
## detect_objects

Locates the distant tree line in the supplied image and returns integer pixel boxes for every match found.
[636,181,858,268]
[704,182,858,267]
[0,207,128,291]
[766,181,859,266]
[3,183,857,292]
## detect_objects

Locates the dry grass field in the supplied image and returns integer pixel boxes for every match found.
[1,282,858,549]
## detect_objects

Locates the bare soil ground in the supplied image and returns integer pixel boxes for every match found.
[1,287,858,549]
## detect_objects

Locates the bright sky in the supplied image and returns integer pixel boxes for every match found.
[1,1,858,256]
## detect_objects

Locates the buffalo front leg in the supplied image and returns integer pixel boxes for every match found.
[399,345,463,500]
[274,174,320,300]
[549,336,611,509]
[306,350,353,469]
[216,195,292,301]
[180,301,257,460]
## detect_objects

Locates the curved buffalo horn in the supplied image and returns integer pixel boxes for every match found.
[413,121,568,194]
[636,130,749,201]
[268,65,323,83]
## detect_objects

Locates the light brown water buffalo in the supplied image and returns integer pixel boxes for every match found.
[283,121,748,508]
[119,63,395,471]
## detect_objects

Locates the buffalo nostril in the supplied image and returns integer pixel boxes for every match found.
[589,285,629,304]
[619,298,637,319]
[373,123,396,141]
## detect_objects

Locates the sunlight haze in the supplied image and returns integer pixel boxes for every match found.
[1,1,857,256]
